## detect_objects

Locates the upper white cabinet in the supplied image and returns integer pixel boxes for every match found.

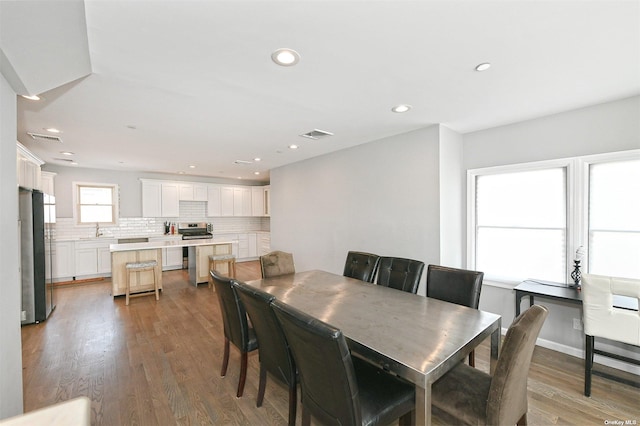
[233,187,252,216]
[142,179,270,217]
[41,171,56,196]
[207,185,222,216]
[178,183,208,201]
[141,180,179,217]
[221,187,234,216]
[142,180,162,217]
[16,142,43,190]
[161,183,180,217]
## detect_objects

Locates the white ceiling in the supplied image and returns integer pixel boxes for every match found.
[12,1,640,182]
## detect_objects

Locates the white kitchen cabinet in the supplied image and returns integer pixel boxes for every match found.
[47,241,75,281]
[193,184,208,201]
[207,185,222,216]
[141,180,162,217]
[97,246,112,274]
[259,233,271,256]
[179,183,194,200]
[74,239,115,278]
[214,234,238,258]
[165,246,183,270]
[264,185,270,216]
[16,143,43,190]
[161,183,180,217]
[252,186,265,216]
[221,187,235,216]
[233,187,252,216]
[41,171,56,196]
[237,233,258,260]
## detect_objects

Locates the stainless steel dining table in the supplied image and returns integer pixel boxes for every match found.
[246,270,502,426]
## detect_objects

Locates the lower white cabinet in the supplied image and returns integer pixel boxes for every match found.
[237,233,258,260]
[47,241,75,281]
[259,233,271,256]
[74,239,115,278]
[149,236,184,270]
[164,246,183,270]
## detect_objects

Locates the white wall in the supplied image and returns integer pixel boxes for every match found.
[464,96,640,371]
[438,125,463,267]
[271,125,443,295]
[0,73,23,418]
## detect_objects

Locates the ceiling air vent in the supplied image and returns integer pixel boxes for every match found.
[234,160,253,165]
[27,132,63,143]
[300,129,334,140]
[53,158,74,163]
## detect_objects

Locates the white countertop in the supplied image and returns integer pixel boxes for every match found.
[110,239,236,252]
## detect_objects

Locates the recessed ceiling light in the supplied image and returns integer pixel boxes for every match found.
[178,171,185,174]
[70,162,78,166]
[475,62,491,72]
[60,151,74,156]
[254,171,260,175]
[254,157,261,162]
[189,165,196,169]
[289,144,299,149]
[21,95,40,101]
[45,128,61,133]
[391,104,412,113]
[271,48,300,66]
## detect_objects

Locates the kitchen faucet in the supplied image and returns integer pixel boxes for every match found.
[96,223,103,237]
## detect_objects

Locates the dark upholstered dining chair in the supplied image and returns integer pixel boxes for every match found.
[234,282,297,426]
[271,299,415,426]
[260,250,295,278]
[210,270,258,398]
[426,264,484,366]
[343,251,380,283]
[376,257,425,294]
[432,304,548,426]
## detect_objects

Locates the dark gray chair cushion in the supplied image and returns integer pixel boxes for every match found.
[376,257,425,294]
[343,251,380,283]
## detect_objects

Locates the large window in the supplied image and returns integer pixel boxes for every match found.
[74,183,118,224]
[587,159,640,278]
[468,151,639,285]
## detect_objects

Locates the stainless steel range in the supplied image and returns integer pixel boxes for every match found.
[177,222,213,240]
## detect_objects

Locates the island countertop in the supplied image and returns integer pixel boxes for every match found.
[110,239,237,252]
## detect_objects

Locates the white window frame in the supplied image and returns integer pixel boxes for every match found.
[578,150,640,276]
[467,158,575,287]
[72,181,120,225]
[467,149,640,288]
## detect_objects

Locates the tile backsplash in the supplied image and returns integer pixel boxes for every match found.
[52,200,269,240]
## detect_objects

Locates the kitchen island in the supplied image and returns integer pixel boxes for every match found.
[110,239,234,297]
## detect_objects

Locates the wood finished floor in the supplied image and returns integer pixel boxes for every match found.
[21,261,639,425]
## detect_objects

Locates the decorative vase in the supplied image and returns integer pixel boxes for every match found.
[570,260,581,288]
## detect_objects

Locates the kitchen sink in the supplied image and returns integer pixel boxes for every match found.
[117,237,149,244]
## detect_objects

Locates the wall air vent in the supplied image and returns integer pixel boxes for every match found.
[300,129,334,140]
[27,132,63,143]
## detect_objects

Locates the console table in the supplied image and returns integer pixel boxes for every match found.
[514,279,638,316]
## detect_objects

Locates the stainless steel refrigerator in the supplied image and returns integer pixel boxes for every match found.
[19,187,55,324]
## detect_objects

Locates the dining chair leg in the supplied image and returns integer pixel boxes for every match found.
[237,351,248,397]
[302,406,311,426]
[256,364,267,407]
[399,410,414,426]
[287,382,297,426]
[517,412,527,425]
[585,334,594,397]
[469,350,475,367]
[221,338,230,377]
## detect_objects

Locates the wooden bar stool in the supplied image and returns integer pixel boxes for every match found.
[125,260,159,305]
[208,254,236,288]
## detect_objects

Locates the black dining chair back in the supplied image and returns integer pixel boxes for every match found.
[210,270,258,397]
[234,282,297,426]
[343,251,380,283]
[376,257,425,294]
[271,299,415,426]
[426,264,484,366]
